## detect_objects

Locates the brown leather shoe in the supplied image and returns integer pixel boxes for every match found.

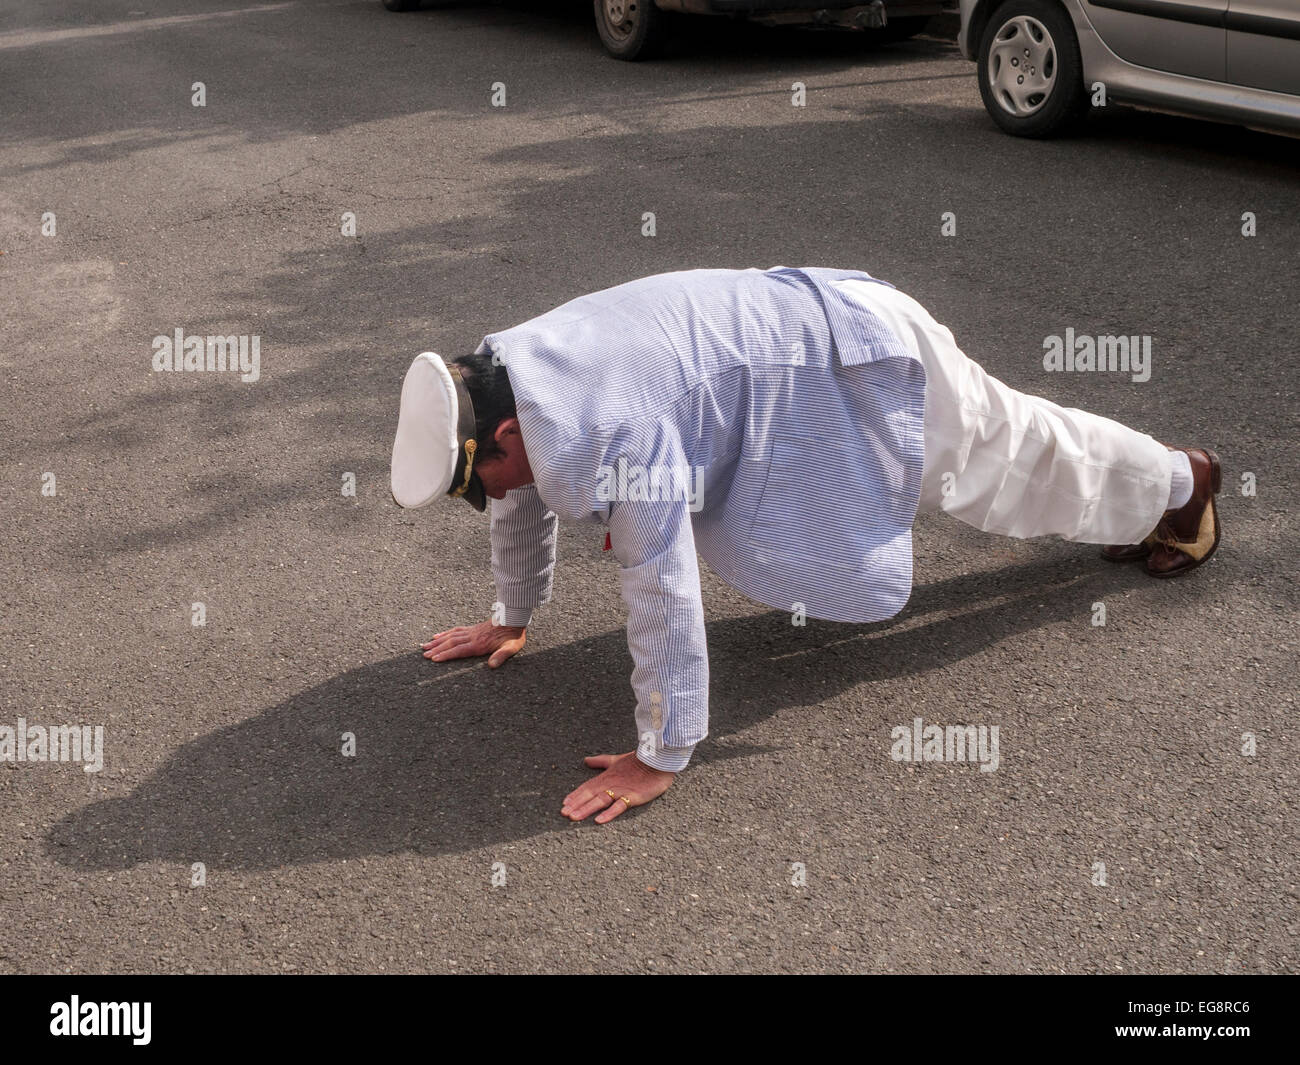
[1146,447,1222,578]
[1101,539,1154,563]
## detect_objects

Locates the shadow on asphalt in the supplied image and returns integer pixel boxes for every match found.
[46,553,1185,870]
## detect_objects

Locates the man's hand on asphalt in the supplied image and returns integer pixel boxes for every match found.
[561,751,675,824]
[421,628,675,822]
[421,620,526,668]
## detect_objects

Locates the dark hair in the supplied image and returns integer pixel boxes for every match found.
[452,351,516,461]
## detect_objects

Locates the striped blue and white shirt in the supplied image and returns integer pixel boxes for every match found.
[476,267,926,771]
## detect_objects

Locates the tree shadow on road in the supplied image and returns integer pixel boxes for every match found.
[45,553,1171,870]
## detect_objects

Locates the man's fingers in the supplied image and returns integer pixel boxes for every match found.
[594,794,632,824]
[561,784,594,813]
[564,792,615,822]
[426,632,479,654]
[429,639,485,662]
[422,633,465,653]
[583,753,621,770]
[560,780,604,817]
[422,627,465,647]
[486,643,519,668]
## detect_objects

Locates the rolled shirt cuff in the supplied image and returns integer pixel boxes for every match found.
[637,743,695,773]
[497,604,533,628]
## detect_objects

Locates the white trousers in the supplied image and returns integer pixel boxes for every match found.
[830,279,1172,546]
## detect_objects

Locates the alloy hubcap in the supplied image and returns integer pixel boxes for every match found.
[989,15,1057,116]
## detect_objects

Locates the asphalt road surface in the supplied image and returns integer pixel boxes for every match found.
[2,0,1297,975]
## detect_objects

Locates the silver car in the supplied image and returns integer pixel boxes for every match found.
[959,0,1300,136]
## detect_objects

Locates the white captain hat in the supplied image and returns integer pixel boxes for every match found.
[390,352,486,512]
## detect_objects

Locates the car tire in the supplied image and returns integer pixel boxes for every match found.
[977,0,1085,137]
[593,0,666,60]
[382,0,421,11]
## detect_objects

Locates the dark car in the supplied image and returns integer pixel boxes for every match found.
[382,1,946,60]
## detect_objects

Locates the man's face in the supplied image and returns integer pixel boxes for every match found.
[473,417,533,500]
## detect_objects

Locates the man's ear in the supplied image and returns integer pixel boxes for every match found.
[493,417,521,446]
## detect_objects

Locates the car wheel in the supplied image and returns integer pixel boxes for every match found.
[977,0,1085,137]
[382,0,421,11]
[593,0,666,60]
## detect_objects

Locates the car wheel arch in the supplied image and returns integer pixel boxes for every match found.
[971,0,1072,60]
